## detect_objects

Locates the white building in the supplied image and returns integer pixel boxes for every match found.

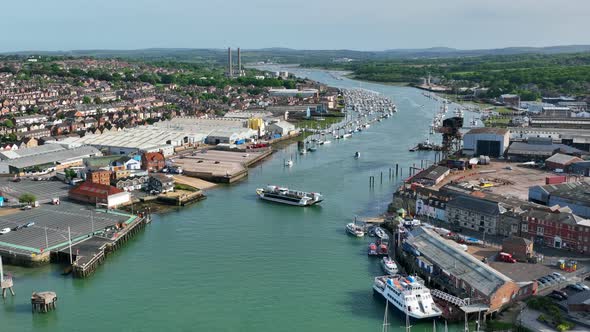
[462,128,510,158]
[267,121,296,136]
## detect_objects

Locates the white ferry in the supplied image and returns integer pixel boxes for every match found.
[256,185,323,206]
[373,275,442,320]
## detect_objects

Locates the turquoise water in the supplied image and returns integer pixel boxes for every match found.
[1,68,467,331]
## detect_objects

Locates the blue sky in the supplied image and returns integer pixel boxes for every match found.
[2,0,589,52]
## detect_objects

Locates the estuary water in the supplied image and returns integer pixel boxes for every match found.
[1,67,466,332]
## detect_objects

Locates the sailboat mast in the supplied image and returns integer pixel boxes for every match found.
[382,300,389,332]
[405,305,412,332]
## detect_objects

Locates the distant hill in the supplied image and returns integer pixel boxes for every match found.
[4,45,590,64]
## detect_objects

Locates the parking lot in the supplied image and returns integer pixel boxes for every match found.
[436,161,555,200]
[490,261,559,282]
[0,178,70,203]
[0,200,133,255]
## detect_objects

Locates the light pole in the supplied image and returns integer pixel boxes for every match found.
[68,226,72,265]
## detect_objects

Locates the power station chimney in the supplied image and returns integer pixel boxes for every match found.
[228,47,233,77]
[237,48,242,77]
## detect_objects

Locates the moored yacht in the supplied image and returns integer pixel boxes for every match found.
[345,223,365,237]
[373,275,442,320]
[380,257,398,275]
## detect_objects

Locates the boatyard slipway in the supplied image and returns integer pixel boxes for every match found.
[0,68,472,332]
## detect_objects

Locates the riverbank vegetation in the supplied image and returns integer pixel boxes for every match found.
[527,297,575,332]
[303,52,590,99]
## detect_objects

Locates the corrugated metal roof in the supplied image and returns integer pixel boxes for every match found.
[546,153,581,165]
[0,146,101,169]
[407,227,511,296]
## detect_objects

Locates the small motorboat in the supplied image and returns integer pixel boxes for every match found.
[307,146,317,152]
[368,243,378,256]
[285,160,293,167]
[321,140,331,145]
[374,227,388,240]
[378,242,389,256]
[381,257,398,275]
[300,149,307,155]
[345,223,364,237]
[354,151,360,159]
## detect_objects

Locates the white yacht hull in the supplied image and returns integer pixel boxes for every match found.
[373,285,441,320]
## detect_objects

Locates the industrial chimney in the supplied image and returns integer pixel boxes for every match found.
[228,47,233,77]
[237,48,242,77]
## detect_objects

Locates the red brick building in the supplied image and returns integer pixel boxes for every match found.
[87,170,112,186]
[141,152,165,172]
[69,182,131,208]
[521,208,590,253]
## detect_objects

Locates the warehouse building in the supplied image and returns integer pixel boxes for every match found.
[506,140,586,162]
[410,165,451,186]
[529,181,590,218]
[266,121,297,136]
[405,227,528,313]
[69,181,131,208]
[268,88,318,98]
[51,126,203,155]
[0,145,102,175]
[544,153,584,171]
[462,128,510,158]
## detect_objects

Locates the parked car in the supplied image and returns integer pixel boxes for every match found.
[0,227,11,235]
[498,252,517,263]
[548,293,565,301]
[21,205,32,210]
[552,290,568,299]
[545,275,560,283]
[551,272,566,281]
[575,283,590,291]
[566,284,584,291]
[12,224,25,231]
[24,222,35,228]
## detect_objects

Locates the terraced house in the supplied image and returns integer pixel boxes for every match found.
[446,195,507,235]
[521,207,590,252]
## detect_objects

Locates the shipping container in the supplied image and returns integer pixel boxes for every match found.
[546,175,567,185]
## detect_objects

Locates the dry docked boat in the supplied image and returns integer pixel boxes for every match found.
[256,185,323,206]
[373,275,442,320]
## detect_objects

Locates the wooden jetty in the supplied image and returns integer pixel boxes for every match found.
[31,291,57,313]
[69,213,150,278]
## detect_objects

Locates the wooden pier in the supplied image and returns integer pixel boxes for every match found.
[31,291,57,313]
[68,213,150,278]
